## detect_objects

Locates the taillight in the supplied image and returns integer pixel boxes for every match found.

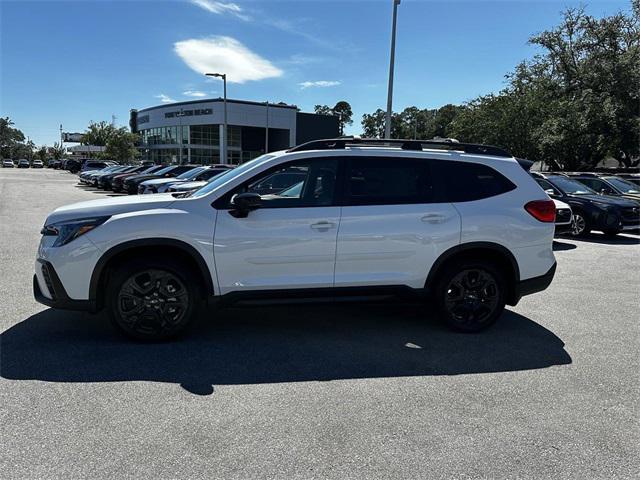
[525,200,556,223]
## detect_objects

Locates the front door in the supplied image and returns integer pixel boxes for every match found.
[214,158,340,294]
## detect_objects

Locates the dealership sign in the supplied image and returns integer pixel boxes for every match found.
[62,132,84,143]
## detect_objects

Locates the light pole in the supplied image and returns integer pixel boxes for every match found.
[176,108,185,164]
[384,0,400,139]
[205,72,227,164]
[265,100,269,153]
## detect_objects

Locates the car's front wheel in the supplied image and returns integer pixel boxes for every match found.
[106,258,201,341]
[434,260,506,333]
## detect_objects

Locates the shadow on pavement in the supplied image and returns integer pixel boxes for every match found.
[552,240,577,251]
[1,304,572,395]
[569,232,640,245]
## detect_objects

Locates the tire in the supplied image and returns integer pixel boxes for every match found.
[434,259,506,333]
[569,211,590,237]
[106,257,202,341]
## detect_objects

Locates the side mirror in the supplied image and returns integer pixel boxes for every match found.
[230,192,262,218]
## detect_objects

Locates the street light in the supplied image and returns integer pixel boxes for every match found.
[384,0,401,139]
[205,72,227,164]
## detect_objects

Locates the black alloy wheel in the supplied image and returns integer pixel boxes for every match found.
[435,261,506,332]
[107,259,200,341]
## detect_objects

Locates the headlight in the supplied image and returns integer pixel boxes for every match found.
[41,216,110,247]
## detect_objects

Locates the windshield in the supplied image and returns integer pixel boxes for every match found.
[175,166,206,180]
[547,176,596,195]
[190,154,276,198]
[604,176,640,194]
[153,165,177,176]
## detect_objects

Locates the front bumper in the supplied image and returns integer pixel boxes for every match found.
[33,260,96,311]
[512,262,557,304]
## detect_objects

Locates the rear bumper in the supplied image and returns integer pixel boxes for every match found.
[512,262,556,304]
[33,260,96,312]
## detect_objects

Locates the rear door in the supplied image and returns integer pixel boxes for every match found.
[334,156,460,289]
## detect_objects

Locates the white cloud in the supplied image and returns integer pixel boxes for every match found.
[174,36,283,84]
[190,0,250,21]
[155,93,177,103]
[183,90,207,98]
[298,80,341,89]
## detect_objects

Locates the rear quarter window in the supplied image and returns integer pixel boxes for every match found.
[433,160,516,202]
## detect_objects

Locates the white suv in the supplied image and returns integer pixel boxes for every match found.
[34,138,557,340]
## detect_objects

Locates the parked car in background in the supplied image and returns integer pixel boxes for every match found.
[2,159,14,168]
[552,198,573,235]
[65,159,83,173]
[80,160,116,173]
[92,165,132,187]
[98,165,146,190]
[51,160,62,169]
[139,165,233,194]
[17,159,30,168]
[35,137,558,340]
[111,165,166,193]
[532,172,640,236]
[167,168,234,194]
[124,164,196,195]
[616,173,640,186]
[564,173,640,204]
[31,159,44,168]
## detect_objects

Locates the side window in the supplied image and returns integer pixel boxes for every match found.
[230,158,338,208]
[434,160,516,202]
[536,178,561,196]
[346,157,432,206]
[579,178,612,194]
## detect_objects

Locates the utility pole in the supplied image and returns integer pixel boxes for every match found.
[384,0,401,139]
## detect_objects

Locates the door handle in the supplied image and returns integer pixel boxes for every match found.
[421,213,447,224]
[310,221,336,231]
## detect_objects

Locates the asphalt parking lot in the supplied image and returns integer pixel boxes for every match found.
[1,168,639,479]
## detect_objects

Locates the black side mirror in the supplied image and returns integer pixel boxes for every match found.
[230,192,262,218]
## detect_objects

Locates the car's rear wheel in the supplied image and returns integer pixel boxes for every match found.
[570,212,590,237]
[106,258,201,341]
[434,260,506,333]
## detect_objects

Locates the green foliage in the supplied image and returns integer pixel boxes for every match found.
[0,117,27,159]
[81,121,117,147]
[314,101,354,135]
[103,127,140,161]
[50,142,66,160]
[363,3,640,169]
[36,146,48,161]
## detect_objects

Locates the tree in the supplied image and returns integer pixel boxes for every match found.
[0,117,26,159]
[50,142,66,160]
[332,101,353,135]
[103,127,140,161]
[313,105,333,116]
[314,101,354,135]
[36,146,48,162]
[81,121,117,146]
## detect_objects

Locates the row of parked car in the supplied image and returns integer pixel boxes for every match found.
[532,172,640,236]
[2,158,44,168]
[78,162,234,195]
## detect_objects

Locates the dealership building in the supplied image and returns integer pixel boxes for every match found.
[129,98,339,165]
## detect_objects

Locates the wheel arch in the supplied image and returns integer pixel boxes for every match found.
[425,242,521,306]
[89,238,214,310]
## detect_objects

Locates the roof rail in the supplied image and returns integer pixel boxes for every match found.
[288,137,512,158]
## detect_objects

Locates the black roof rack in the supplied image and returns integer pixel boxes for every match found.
[288,137,512,158]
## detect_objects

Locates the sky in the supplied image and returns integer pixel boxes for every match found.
[0,0,632,146]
